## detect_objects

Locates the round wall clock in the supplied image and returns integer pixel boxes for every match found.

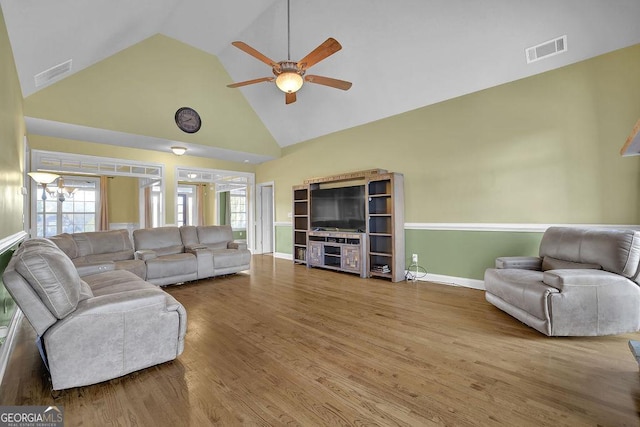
[175,107,202,133]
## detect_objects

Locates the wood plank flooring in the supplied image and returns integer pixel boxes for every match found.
[2,255,640,426]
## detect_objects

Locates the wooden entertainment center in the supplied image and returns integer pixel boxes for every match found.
[292,169,405,282]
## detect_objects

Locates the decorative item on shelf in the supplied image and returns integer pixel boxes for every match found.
[171,146,187,156]
[27,171,60,201]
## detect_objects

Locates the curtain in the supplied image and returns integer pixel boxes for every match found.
[99,176,109,230]
[196,184,205,226]
[144,186,152,228]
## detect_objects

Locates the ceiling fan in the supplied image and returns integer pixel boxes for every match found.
[226,0,352,105]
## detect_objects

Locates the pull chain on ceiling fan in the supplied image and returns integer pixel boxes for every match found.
[226,0,352,104]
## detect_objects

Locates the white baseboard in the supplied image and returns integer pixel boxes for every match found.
[274,252,293,260]
[405,270,486,290]
[272,253,484,290]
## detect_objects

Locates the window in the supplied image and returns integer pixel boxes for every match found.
[176,185,196,227]
[34,176,99,237]
[230,188,247,229]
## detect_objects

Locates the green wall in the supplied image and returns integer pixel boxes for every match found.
[258,44,640,280]
[0,6,25,238]
[405,229,543,280]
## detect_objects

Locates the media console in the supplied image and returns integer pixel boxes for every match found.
[293,169,405,282]
[307,231,367,278]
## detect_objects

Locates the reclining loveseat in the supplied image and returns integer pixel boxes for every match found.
[2,238,187,390]
[484,227,640,336]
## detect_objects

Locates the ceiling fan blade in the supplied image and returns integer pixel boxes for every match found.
[305,75,352,91]
[297,38,342,70]
[231,41,278,67]
[285,92,297,104]
[227,77,274,88]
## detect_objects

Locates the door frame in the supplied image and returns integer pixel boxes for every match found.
[255,181,275,254]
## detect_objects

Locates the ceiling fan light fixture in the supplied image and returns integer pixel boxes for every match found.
[276,71,303,93]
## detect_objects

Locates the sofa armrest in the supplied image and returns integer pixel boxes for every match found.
[228,241,247,250]
[185,247,214,279]
[543,269,634,291]
[495,256,542,270]
[185,244,207,251]
[135,250,157,261]
[75,262,115,277]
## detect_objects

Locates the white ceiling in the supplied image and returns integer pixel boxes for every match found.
[3,0,640,155]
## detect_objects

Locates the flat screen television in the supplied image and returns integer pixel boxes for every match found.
[310,185,365,231]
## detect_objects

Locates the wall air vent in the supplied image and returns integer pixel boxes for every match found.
[525,35,567,64]
[34,59,73,87]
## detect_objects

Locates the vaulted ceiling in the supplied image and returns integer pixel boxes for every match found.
[3,0,640,163]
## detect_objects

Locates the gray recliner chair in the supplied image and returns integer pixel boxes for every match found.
[485,227,640,336]
[2,238,186,390]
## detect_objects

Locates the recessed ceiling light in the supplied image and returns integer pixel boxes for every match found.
[171,146,187,156]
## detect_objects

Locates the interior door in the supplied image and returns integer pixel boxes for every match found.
[258,184,274,254]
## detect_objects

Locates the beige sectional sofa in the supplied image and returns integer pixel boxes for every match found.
[2,238,187,390]
[485,227,640,336]
[49,225,251,287]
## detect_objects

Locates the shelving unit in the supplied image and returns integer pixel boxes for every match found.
[292,185,310,264]
[367,173,405,282]
[292,169,404,282]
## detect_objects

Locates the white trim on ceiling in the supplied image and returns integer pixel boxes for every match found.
[25,117,276,164]
[32,149,163,179]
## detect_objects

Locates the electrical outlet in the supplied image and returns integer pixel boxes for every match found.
[412,253,418,263]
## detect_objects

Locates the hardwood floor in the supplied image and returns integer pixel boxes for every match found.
[2,255,640,426]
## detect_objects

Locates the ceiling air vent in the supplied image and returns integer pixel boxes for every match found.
[34,59,73,87]
[525,35,567,64]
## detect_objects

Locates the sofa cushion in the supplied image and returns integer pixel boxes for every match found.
[83,269,157,296]
[73,229,133,257]
[541,256,601,272]
[197,225,233,249]
[212,249,251,269]
[48,233,79,259]
[133,227,184,255]
[82,249,135,264]
[540,227,640,278]
[14,242,81,319]
[145,253,197,279]
[179,226,199,247]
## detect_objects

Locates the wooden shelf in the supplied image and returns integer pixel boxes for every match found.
[367,173,404,282]
[292,185,309,264]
